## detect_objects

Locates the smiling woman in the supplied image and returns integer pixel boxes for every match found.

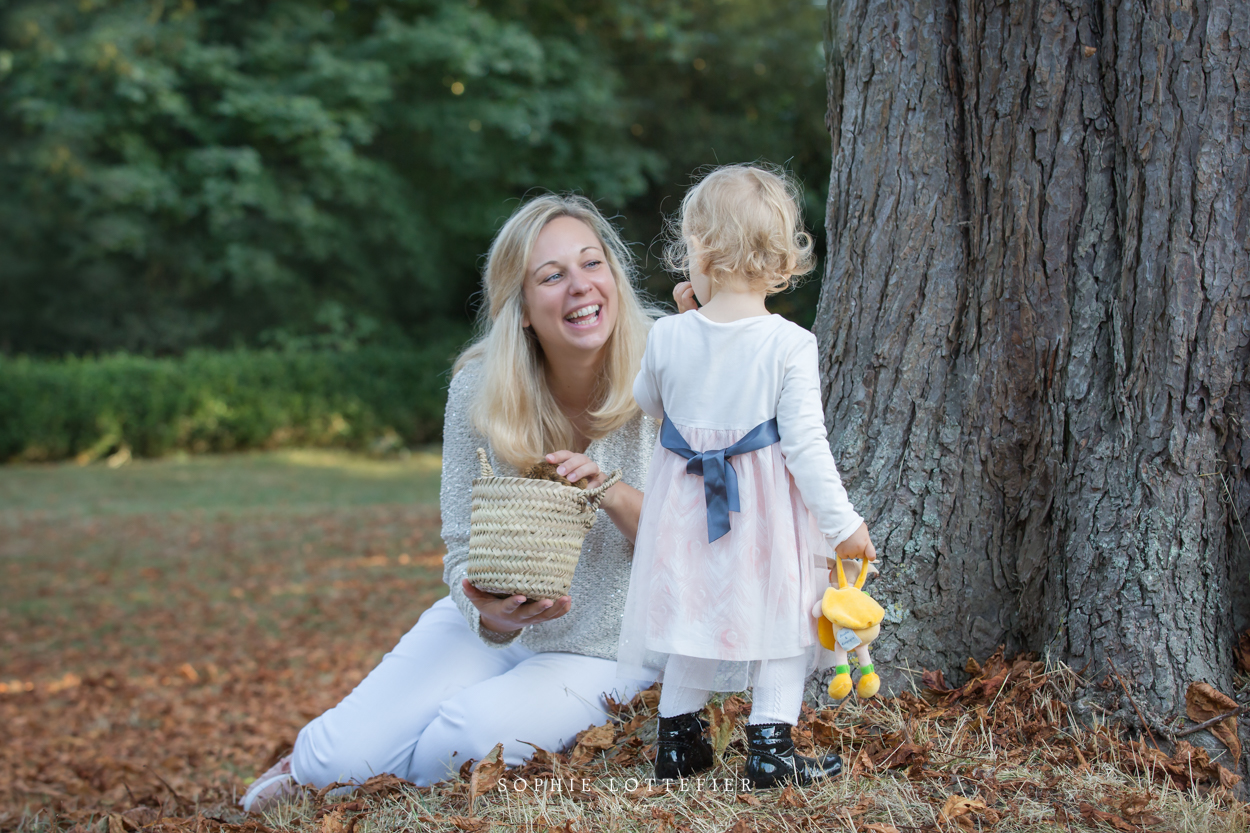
[241,195,663,809]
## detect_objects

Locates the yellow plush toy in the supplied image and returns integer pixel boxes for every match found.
[813,555,884,699]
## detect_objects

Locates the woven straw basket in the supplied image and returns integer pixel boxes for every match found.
[466,448,622,599]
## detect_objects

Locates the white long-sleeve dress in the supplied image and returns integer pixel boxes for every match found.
[616,310,863,691]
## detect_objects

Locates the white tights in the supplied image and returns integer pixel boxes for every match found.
[291,597,655,787]
[657,653,808,725]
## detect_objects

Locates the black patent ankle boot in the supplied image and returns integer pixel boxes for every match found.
[744,722,842,789]
[654,712,715,780]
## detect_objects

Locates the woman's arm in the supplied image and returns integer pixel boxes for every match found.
[441,365,572,642]
[600,482,643,543]
[546,451,644,543]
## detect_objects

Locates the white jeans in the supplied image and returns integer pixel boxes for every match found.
[291,596,655,787]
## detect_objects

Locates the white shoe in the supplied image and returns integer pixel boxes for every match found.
[241,754,299,813]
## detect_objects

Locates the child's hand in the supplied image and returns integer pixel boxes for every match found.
[673,281,698,313]
[835,522,876,562]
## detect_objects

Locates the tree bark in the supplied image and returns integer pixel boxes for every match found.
[817,0,1249,710]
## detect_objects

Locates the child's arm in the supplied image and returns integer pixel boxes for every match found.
[632,325,665,421]
[776,332,867,551]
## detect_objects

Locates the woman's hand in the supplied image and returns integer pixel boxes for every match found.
[673,281,698,313]
[834,522,877,562]
[462,579,571,634]
[546,450,608,488]
[546,450,644,543]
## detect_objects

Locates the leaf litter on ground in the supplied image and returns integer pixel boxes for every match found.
[5,458,1250,832]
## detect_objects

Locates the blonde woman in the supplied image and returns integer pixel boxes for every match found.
[242,195,660,810]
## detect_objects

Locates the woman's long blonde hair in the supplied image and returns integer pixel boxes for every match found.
[454,194,657,469]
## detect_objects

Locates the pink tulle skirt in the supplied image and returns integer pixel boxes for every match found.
[616,423,832,692]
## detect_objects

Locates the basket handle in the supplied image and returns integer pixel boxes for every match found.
[580,469,623,514]
[476,448,494,478]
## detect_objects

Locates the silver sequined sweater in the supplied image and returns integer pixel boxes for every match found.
[439,360,660,660]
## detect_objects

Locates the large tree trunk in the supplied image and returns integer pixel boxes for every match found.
[816,0,1249,711]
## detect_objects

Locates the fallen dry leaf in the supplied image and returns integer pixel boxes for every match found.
[722,820,754,833]
[849,747,875,777]
[630,685,661,713]
[313,800,365,820]
[862,825,901,833]
[118,807,161,829]
[1079,802,1140,832]
[922,669,951,692]
[468,742,505,811]
[1185,681,1241,760]
[1118,792,1164,827]
[777,784,805,808]
[447,816,489,832]
[1236,631,1250,674]
[319,809,350,833]
[569,722,617,764]
[624,781,668,801]
[577,723,616,749]
[941,794,987,821]
[873,740,930,770]
[515,741,559,768]
[649,806,677,832]
[706,696,746,756]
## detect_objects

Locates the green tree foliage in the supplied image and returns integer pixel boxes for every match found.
[0,0,828,355]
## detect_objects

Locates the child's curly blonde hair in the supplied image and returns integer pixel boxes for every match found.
[665,163,816,295]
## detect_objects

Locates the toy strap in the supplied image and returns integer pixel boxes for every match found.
[834,555,871,590]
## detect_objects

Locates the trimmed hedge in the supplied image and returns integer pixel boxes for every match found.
[0,338,468,462]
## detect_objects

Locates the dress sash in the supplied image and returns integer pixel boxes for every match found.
[660,413,781,543]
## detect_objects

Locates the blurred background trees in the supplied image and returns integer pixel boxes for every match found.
[0,0,830,357]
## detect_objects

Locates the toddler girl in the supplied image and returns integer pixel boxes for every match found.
[617,164,876,789]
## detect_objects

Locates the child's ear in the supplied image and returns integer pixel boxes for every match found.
[696,251,713,276]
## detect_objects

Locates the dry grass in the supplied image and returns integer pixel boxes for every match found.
[234,657,1247,832]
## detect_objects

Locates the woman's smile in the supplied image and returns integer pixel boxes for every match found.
[564,303,602,328]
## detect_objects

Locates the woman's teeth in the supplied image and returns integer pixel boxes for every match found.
[565,305,601,325]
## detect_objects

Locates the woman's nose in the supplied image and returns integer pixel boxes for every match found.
[567,268,592,294]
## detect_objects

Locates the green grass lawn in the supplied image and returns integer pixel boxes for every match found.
[0,448,444,518]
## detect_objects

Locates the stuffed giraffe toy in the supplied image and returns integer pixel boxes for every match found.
[813,555,885,699]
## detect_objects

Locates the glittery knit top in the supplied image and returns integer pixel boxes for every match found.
[439,359,660,660]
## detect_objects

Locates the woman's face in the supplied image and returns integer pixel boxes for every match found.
[522,216,619,363]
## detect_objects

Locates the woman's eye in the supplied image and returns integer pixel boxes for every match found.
[542,272,562,283]
[585,260,602,269]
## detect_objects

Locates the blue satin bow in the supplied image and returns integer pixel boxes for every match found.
[661,412,781,543]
